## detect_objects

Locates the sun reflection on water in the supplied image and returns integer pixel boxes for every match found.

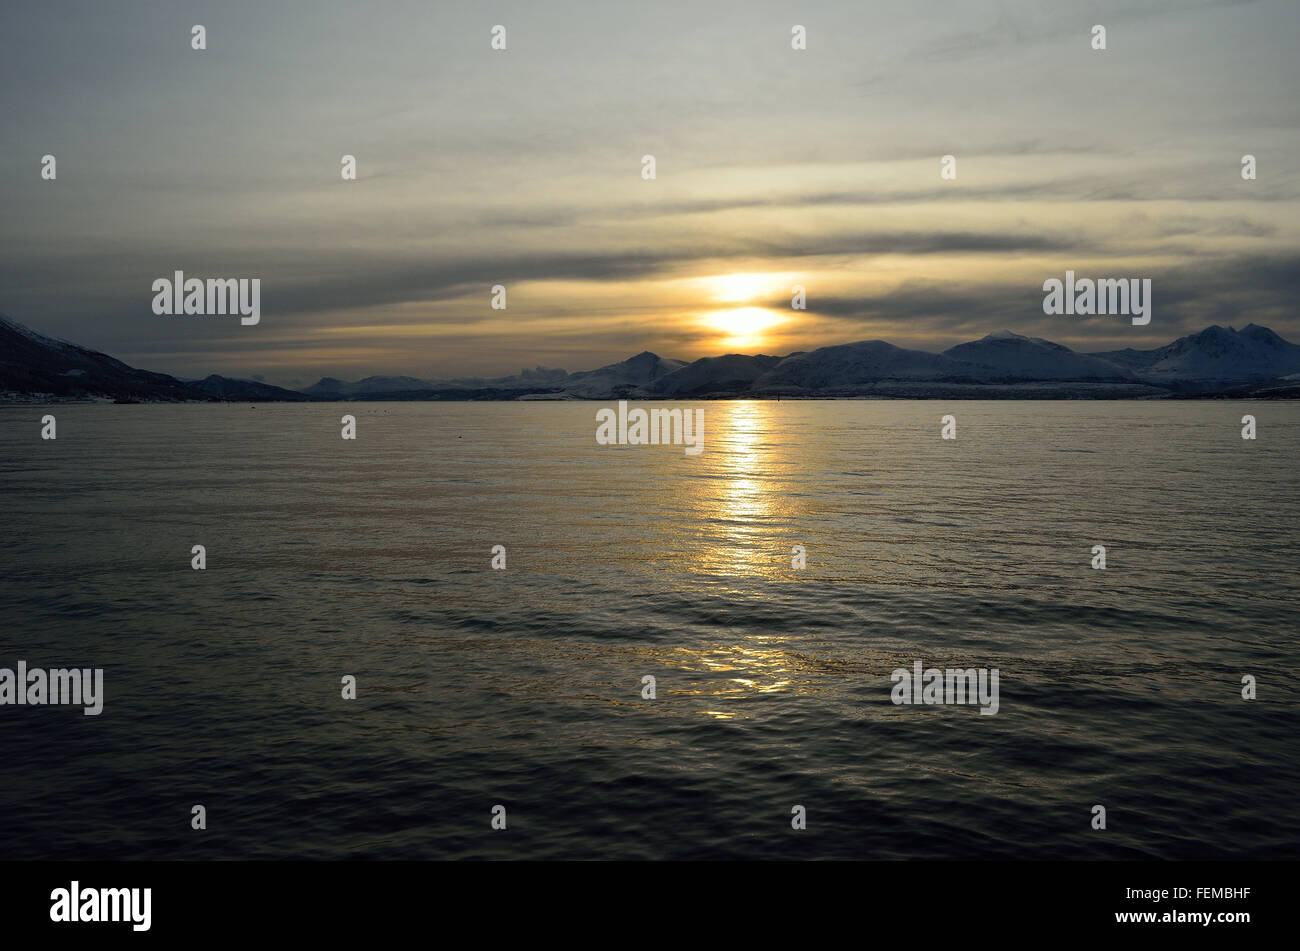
[667,642,800,718]
[682,401,793,580]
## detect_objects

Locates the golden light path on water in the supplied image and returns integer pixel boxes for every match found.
[678,401,802,715]
[685,400,788,577]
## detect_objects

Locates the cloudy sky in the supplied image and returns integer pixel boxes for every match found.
[2,0,1297,386]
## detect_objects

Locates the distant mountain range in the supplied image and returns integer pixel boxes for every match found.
[4,312,1300,402]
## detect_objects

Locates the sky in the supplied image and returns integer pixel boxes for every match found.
[1,0,1298,387]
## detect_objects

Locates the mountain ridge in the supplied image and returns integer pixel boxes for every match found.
[4,313,1299,402]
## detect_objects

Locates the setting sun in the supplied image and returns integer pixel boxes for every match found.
[707,306,784,347]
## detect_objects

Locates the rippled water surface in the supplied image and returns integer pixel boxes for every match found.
[1,401,1296,859]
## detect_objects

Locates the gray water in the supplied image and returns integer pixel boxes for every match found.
[0,400,1296,859]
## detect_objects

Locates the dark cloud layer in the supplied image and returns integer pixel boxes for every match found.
[1,0,1297,381]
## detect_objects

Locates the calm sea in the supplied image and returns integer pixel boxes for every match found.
[1,400,1296,859]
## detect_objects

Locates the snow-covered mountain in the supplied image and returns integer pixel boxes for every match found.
[753,340,963,392]
[560,351,687,398]
[1091,324,1300,387]
[1,313,199,401]
[302,375,436,398]
[944,330,1134,382]
[645,353,784,396]
[744,331,1136,393]
[188,374,309,401]
[293,351,689,400]
[5,311,1300,401]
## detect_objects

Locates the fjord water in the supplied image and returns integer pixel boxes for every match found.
[1,400,1296,860]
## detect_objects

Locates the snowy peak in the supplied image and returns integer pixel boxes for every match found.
[563,350,687,396]
[190,375,309,401]
[647,353,783,396]
[1,314,70,348]
[303,375,435,397]
[943,332,1131,381]
[1239,323,1288,347]
[755,339,961,389]
[4,310,1300,401]
[0,313,198,401]
[1094,324,1300,383]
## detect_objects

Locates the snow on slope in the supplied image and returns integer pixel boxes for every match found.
[943,330,1134,381]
